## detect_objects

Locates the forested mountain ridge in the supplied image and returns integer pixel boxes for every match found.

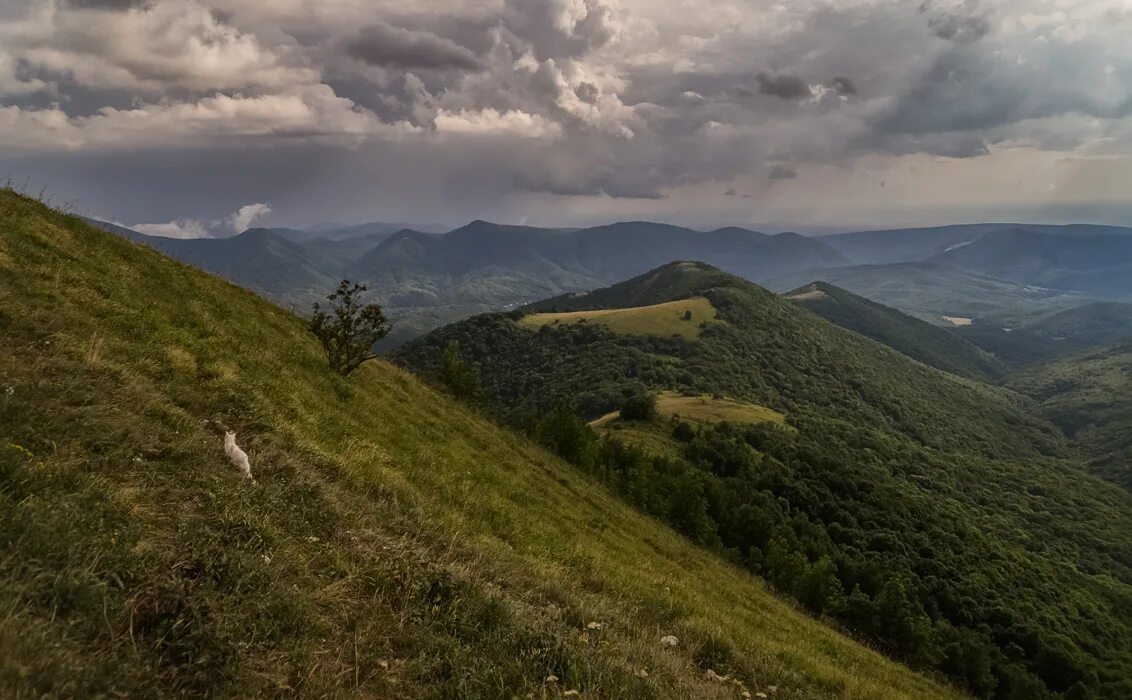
[821,222,1132,265]
[783,281,1004,381]
[960,301,1132,367]
[396,261,1132,699]
[1,189,963,699]
[408,262,1061,460]
[1008,342,1132,491]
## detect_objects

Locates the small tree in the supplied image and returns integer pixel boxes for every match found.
[619,392,657,421]
[309,280,391,375]
[440,340,482,401]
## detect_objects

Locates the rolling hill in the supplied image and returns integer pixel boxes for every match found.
[766,262,1092,327]
[927,228,1132,298]
[783,282,1003,381]
[823,223,1132,266]
[396,261,1132,699]
[1008,343,1132,490]
[0,189,966,698]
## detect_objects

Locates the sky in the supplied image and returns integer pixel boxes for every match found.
[2,0,1132,236]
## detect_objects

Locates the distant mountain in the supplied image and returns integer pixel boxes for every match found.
[959,301,1132,367]
[340,221,852,345]
[766,262,1092,326]
[927,228,1132,298]
[784,281,1003,381]
[824,223,1132,265]
[97,224,339,307]
[296,232,398,268]
[90,215,1132,350]
[272,221,447,243]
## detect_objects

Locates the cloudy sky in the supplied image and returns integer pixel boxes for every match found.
[2,0,1132,236]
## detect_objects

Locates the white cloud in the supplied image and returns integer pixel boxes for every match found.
[3,0,315,93]
[435,108,563,138]
[130,218,211,239]
[0,86,418,152]
[227,202,272,231]
[130,200,273,238]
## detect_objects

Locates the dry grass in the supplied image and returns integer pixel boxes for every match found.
[592,392,786,428]
[519,297,718,340]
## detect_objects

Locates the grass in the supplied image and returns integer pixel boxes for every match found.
[0,190,958,699]
[592,392,786,428]
[519,297,718,340]
[592,393,787,459]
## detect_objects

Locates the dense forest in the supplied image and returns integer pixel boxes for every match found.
[396,262,1132,699]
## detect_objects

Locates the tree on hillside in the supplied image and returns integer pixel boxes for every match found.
[619,392,657,421]
[309,280,391,376]
[440,340,482,401]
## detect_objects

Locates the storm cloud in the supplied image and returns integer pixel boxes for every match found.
[755,72,813,100]
[1,0,1130,230]
[341,23,481,70]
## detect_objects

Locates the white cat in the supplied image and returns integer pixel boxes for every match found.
[223,430,253,480]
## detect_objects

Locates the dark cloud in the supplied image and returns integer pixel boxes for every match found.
[921,2,992,44]
[829,76,858,96]
[755,71,812,100]
[768,165,797,180]
[341,23,481,70]
[575,82,600,104]
[63,0,145,9]
[874,42,1132,142]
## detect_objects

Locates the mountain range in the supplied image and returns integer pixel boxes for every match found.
[90,217,1132,350]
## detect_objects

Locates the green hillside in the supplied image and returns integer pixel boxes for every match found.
[784,282,1003,381]
[397,262,1132,699]
[0,191,964,697]
[766,262,1091,327]
[1008,344,1132,490]
[960,302,1132,367]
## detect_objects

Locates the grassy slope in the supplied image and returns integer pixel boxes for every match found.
[0,191,956,698]
[520,297,717,340]
[591,394,786,460]
[592,393,786,428]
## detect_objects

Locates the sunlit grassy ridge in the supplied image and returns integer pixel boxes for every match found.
[591,392,786,428]
[591,393,787,459]
[0,190,957,698]
[519,296,718,340]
